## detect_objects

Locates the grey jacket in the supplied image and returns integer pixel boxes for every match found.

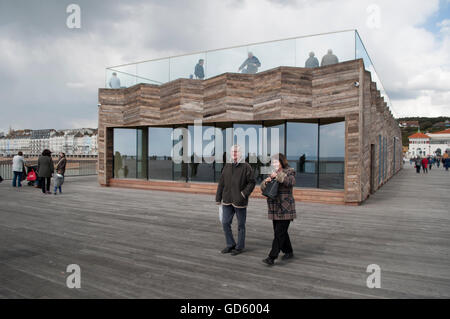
[37,155,54,178]
[321,53,339,66]
[239,56,261,74]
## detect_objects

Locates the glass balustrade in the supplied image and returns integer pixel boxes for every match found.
[105,29,394,115]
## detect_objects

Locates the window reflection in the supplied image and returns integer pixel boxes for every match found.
[173,126,188,182]
[233,123,264,184]
[137,128,148,179]
[148,127,173,180]
[319,121,345,189]
[113,128,137,179]
[112,120,345,189]
[261,121,285,175]
[286,122,318,188]
[188,125,215,182]
[215,123,233,182]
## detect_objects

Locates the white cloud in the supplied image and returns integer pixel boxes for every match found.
[0,0,449,133]
[437,19,450,34]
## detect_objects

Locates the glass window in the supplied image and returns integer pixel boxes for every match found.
[148,127,173,180]
[137,128,148,179]
[214,123,233,182]
[286,121,318,188]
[172,126,189,182]
[188,124,215,182]
[113,128,137,179]
[319,121,345,189]
[233,123,263,184]
[261,121,285,175]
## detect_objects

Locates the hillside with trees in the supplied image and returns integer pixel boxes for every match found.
[397,117,450,146]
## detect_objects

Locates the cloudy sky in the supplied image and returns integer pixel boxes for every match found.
[0,0,449,133]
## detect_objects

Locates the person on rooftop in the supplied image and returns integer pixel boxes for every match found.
[194,59,205,79]
[238,52,261,74]
[108,72,121,89]
[321,49,339,66]
[305,52,319,68]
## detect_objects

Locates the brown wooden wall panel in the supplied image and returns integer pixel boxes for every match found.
[98,59,402,204]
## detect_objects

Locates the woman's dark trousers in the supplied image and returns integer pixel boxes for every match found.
[41,177,51,193]
[269,220,293,259]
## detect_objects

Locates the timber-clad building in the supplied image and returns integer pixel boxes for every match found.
[97,30,402,205]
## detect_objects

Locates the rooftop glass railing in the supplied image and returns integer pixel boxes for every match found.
[105,30,395,116]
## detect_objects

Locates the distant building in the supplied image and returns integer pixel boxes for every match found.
[407,128,450,158]
[30,129,55,155]
[399,120,419,128]
[432,120,450,128]
[0,128,98,156]
[0,129,32,156]
[427,128,450,156]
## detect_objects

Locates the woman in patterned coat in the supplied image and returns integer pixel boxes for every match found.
[260,153,296,265]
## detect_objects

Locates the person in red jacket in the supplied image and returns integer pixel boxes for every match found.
[421,157,428,173]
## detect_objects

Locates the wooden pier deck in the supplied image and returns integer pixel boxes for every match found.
[0,164,449,298]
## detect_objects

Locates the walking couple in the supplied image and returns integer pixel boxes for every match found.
[215,145,297,266]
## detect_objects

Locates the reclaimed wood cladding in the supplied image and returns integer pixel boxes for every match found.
[98,59,402,204]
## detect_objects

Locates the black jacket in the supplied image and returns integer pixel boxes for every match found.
[37,155,54,178]
[194,63,204,79]
[216,162,256,208]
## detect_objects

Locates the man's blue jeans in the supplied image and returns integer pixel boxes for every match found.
[222,205,247,250]
[12,171,23,187]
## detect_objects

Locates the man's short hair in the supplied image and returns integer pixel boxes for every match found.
[18,151,23,156]
[112,72,117,76]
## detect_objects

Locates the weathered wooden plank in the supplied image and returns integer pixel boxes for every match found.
[1,166,449,298]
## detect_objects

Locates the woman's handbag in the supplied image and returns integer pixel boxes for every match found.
[262,179,279,200]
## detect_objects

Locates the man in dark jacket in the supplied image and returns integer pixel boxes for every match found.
[216,145,256,255]
[194,59,205,79]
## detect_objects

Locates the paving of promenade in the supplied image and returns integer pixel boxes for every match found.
[0,164,449,298]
